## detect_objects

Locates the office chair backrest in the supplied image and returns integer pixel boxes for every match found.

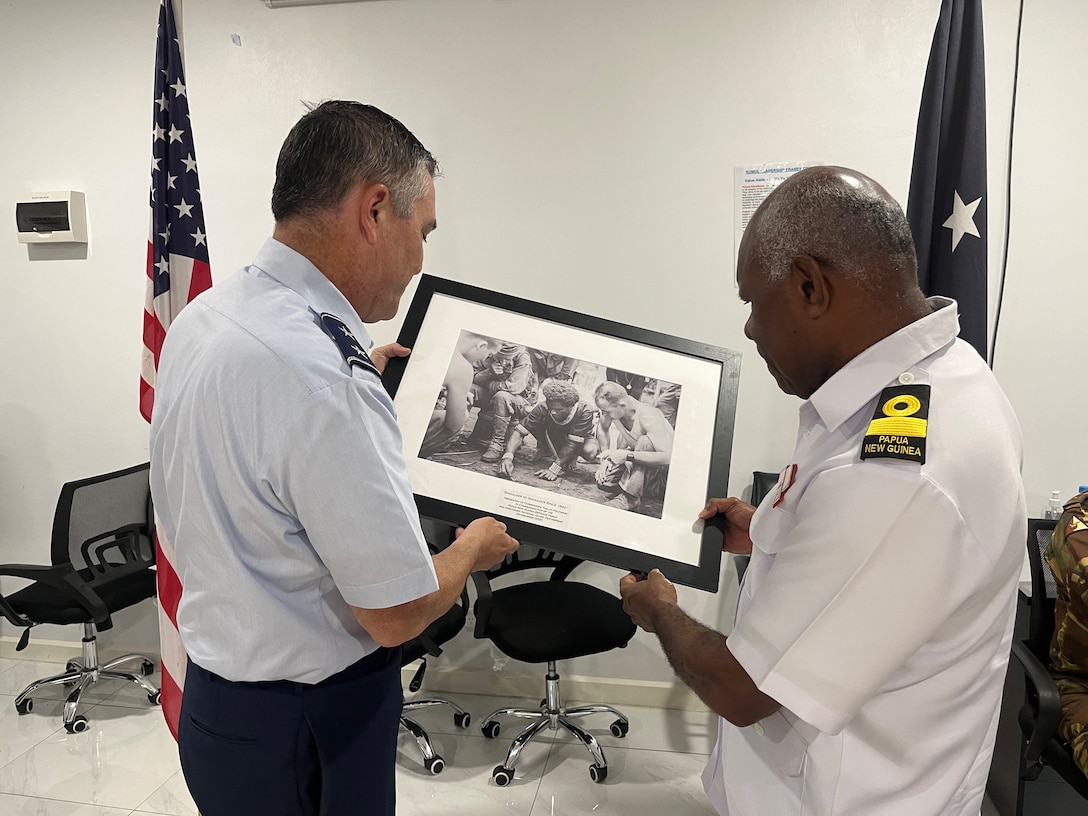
[1024,517,1059,665]
[50,462,154,583]
[471,545,582,638]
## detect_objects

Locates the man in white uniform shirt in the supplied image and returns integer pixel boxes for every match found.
[150,102,518,816]
[620,166,1025,815]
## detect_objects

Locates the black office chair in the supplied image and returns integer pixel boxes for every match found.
[1010,517,1088,805]
[471,545,637,785]
[399,558,473,775]
[735,470,779,583]
[0,463,160,733]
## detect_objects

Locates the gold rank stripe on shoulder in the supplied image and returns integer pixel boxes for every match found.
[864,416,928,437]
[859,384,930,465]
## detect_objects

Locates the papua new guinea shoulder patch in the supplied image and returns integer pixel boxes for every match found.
[320,313,380,377]
[859,384,930,464]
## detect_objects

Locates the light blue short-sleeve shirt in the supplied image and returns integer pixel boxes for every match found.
[150,238,438,683]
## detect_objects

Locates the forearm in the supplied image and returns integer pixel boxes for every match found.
[628,449,670,468]
[555,440,580,467]
[503,431,525,459]
[649,601,779,726]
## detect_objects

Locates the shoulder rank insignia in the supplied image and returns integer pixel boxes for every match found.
[319,313,380,377]
[859,384,930,465]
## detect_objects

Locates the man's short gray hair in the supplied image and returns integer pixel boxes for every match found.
[750,172,917,292]
[272,100,440,222]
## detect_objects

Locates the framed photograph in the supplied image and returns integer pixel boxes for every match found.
[383,275,741,592]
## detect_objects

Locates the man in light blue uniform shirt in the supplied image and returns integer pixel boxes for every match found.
[150,101,518,816]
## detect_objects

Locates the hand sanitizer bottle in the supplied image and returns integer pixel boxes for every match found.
[1044,490,1063,520]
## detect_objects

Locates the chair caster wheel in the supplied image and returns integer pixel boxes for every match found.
[610,719,629,738]
[65,715,89,734]
[589,763,608,783]
[493,765,514,786]
[141,660,156,676]
[148,691,161,705]
[540,698,547,709]
[424,755,445,775]
[16,698,33,715]
[453,711,471,728]
[481,720,500,738]
[66,660,82,673]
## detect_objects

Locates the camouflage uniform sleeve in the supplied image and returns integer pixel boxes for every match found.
[1045,491,1088,773]
[1046,494,1088,682]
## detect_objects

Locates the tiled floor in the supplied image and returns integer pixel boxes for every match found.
[0,652,719,815]
[0,650,1026,815]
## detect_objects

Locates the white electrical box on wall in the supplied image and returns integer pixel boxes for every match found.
[15,191,88,244]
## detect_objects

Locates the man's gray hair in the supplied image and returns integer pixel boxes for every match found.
[751,172,917,292]
[272,100,440,222]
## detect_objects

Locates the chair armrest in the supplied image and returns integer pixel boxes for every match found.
[1011,639,1064,777]
[0,562,111,626]
[81,525,152,577]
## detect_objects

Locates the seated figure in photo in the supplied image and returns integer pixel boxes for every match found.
[651,380,682,428]
[593,380,675,512]
[419,331,502,459]
[529,348,577,384]
[469,343,538,462]
[1045,488,1088,777]
[496,380,598,481]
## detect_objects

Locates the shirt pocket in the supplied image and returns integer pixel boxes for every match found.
[749,709,808,778]
[751,499,799,556]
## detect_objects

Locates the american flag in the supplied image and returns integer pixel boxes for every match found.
[141,0,210,740]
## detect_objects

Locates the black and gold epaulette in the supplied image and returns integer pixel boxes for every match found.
[859,384,930,464]
[320,313,380,377]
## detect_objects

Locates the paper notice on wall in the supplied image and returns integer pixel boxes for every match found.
[734,162,821,269]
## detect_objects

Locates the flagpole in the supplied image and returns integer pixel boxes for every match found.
[172,0,183,55]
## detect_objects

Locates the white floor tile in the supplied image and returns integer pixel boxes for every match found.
[0,652,1025,816]
[531,743,716,816]
[396,731,546,813]
[133,770,197,816]
[0,656,21,677]
[0,791,133,815]
[0,693,66,770]
[0,702,181,811]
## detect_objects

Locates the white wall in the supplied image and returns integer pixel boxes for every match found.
[0,0,1082,691]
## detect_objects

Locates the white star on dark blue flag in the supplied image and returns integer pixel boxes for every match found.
[149,0,210,299]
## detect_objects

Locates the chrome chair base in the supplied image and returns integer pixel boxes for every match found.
[400,695,472,775]
[12,623,160,733]
[480,660,629,785]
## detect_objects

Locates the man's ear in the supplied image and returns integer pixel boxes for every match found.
[359,182,391,245]
[790,255,831,317]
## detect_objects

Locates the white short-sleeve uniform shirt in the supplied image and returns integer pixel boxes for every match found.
[150,238,438,684]
[702,299,1026,815]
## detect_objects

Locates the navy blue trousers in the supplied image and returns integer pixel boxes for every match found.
[179,647,403,816]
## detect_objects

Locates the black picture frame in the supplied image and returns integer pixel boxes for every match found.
[383,274,741,592]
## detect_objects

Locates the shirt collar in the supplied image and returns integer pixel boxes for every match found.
[248,237,373,350]
[807,296,960,433]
